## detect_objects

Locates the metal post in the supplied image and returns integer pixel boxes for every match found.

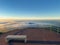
[57,27,59,34]
[50,25,52,32]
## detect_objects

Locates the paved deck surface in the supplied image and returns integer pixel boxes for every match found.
[0,28,60,45]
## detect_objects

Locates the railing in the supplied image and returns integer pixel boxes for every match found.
[50,26,60,34]
[4,23,60,34]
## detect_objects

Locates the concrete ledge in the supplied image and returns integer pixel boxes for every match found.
[5,35,27,43]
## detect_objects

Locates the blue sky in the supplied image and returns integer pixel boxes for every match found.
[0,0,60,19]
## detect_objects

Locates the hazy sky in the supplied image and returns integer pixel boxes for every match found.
[0,0,60,19]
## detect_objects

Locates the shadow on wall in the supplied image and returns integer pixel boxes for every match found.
[9,40,60,44]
